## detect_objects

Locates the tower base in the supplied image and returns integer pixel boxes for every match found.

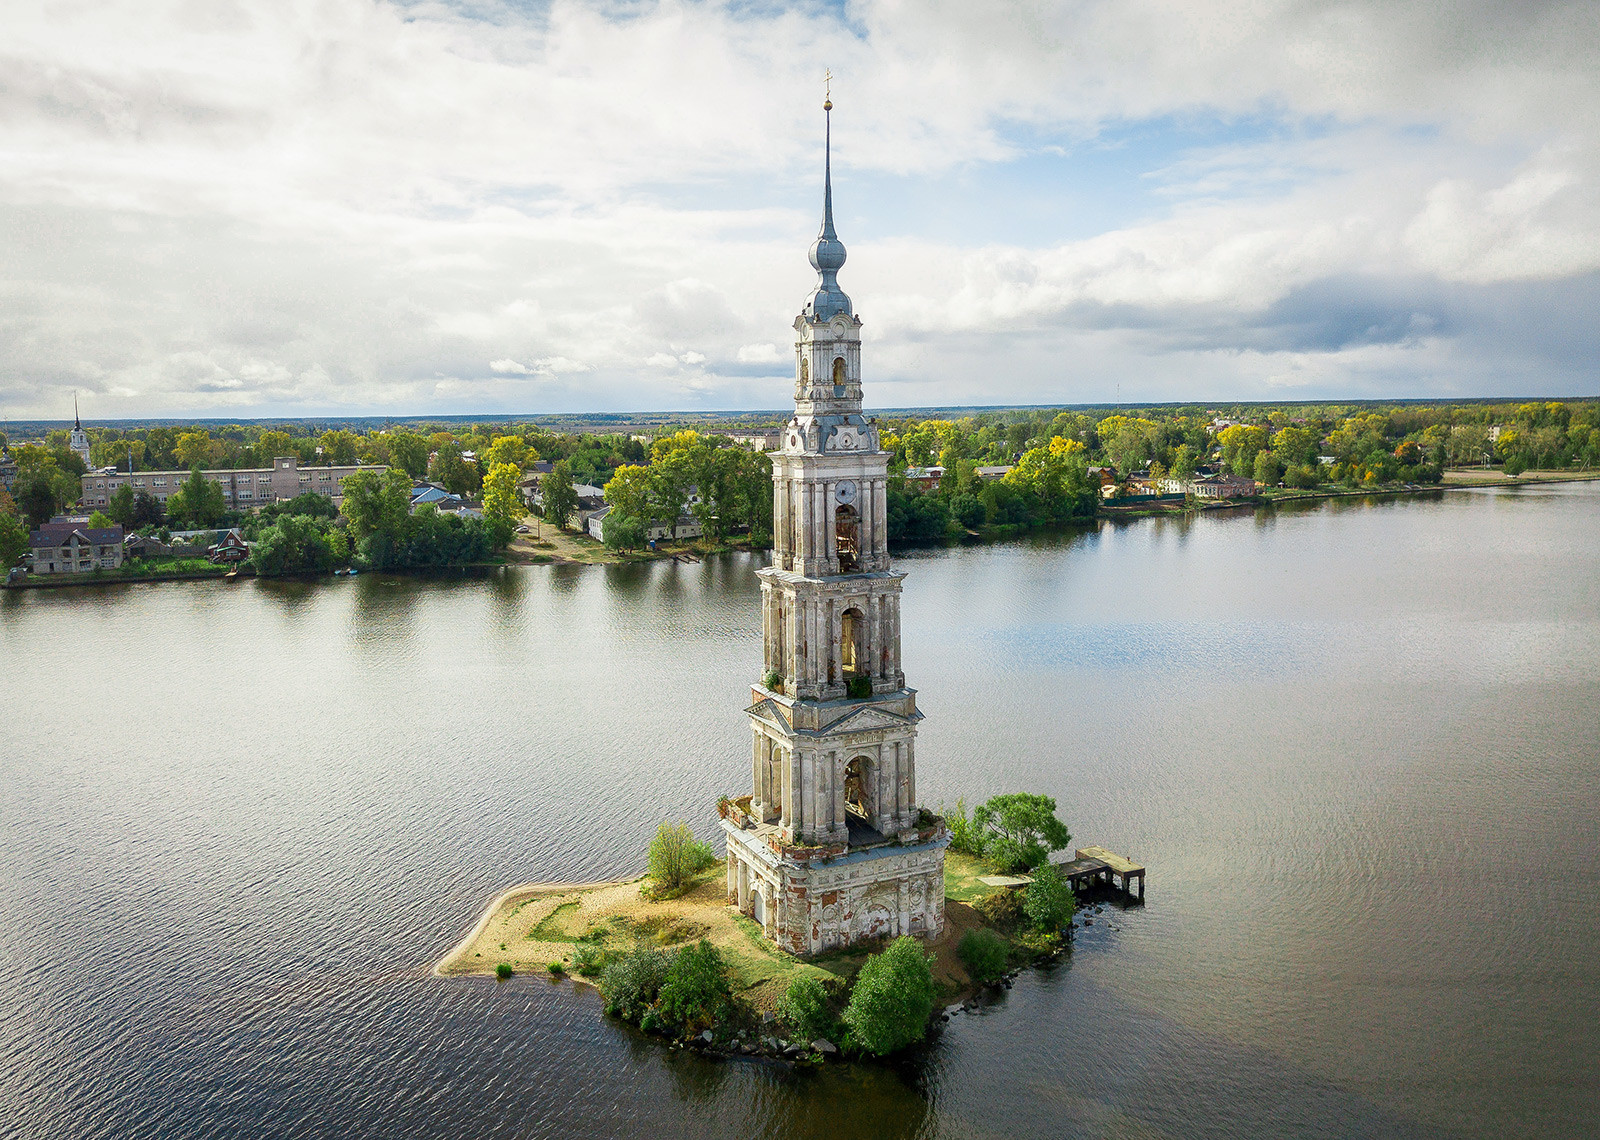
[721,811,947,956]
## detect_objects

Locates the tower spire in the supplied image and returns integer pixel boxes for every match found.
[803,77,851,322]
[74,393,81,431]
[822,72,835,242]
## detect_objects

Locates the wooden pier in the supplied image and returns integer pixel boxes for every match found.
[1055,847,1145,901]
[976,846,1146,901]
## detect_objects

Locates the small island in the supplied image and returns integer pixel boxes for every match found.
[437,101,1144,1062]
[434,795,1130,1060]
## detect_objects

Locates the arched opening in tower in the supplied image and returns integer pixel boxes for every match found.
[832,356,847,389]
[844,755,871,820]
[835,504,859,572]
[840,605,864,675]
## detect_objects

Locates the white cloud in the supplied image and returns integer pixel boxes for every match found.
[0,0,1597,416]
[737,343,782,363]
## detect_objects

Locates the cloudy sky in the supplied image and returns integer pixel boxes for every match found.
[3,0,1597,418]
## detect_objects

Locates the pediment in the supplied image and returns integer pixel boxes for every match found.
[818,705,912,736]
[744,698,792,731]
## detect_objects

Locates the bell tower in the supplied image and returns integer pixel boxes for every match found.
[720,91,946,956]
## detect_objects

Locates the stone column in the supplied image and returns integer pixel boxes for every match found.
[860,477,875,568]
[726,853,737,902]
[811,482,824,575]
[874,478,888,560]
[832,751,847,840]
[762,589,773,673]
[870,592,883,682]
[824,480,836,568]
[807,597,820,687]
[894,740,908,819]
[737,859,750,912]
[751,727,764,807]
[908,743,920,825]
[781,746,795,835]
[891,594,902,678]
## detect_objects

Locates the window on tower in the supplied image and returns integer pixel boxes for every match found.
[840,605,864,673]
[835,505,859,572]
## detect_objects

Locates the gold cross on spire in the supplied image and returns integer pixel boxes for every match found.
[824,69,833,111]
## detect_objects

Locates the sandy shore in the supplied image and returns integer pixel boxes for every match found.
[432,870,987,1009]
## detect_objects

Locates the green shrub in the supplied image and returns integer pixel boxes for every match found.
[495,962,513,980]
[972,793,1071,873]
[778,974,835,1041]
[957,928,1010,982]
[648,822,719,892]
[599,943,673,1022]
[942,798,986,856]
[974,890,1025,933]
[846,675,872,699]
[656,939,735,1034]
[571,943,605,977]
[1023,864,1076,933]
[764,669,782,692]
[841,936,936,1056]
[547,961,565,976]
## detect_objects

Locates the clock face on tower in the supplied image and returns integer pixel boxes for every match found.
[835,479,857,505]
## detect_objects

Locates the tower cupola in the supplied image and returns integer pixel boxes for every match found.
[803,97,852,322]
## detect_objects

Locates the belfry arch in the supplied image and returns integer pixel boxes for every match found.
[840,605,864,675]
[832,356,847,386]
[835,505,859,572]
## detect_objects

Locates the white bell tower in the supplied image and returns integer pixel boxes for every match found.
[720,91,947,956]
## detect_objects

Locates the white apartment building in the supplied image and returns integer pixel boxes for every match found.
[79,455,385,510]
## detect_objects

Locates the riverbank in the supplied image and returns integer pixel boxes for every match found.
[1095,468,1600,520]
[433,869,992,1012]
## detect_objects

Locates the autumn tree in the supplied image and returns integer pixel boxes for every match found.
[481,461,523,541]
[1217,425,1269,476]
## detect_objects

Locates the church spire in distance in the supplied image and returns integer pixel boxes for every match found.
[804,74,852,322]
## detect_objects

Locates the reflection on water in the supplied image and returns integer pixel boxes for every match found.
[2,484,1597,1139]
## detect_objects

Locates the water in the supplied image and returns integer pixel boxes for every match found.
[2,484,1597,1139]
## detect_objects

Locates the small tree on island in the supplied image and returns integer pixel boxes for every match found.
[957,927,1009,982]
[647,821,717,895]
[656,939,736,1035]
[971,793,1072,873]
[1022,863,1076,933]
[841,936,936,1056]
[778,974,836,1042]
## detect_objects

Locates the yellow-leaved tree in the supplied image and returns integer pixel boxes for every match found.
[481,462,524,541]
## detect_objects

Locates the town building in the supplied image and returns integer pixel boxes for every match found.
[0,446,16,494]
[583,503,703,543]
[1159,473,1257,498]
[29,522,123,574]
[79,455,384,511]
[902,466,944,490]
[720,98,946,956]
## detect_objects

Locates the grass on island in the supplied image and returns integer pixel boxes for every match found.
[436,866,993,1008]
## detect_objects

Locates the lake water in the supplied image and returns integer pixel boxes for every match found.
[3,484,1597,1140]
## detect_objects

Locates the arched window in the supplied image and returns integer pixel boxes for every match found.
[840,605,864,674]
[844,755,870,819]
[832,357,847,385]
[800,357,809,385]
[835,505,859,572]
